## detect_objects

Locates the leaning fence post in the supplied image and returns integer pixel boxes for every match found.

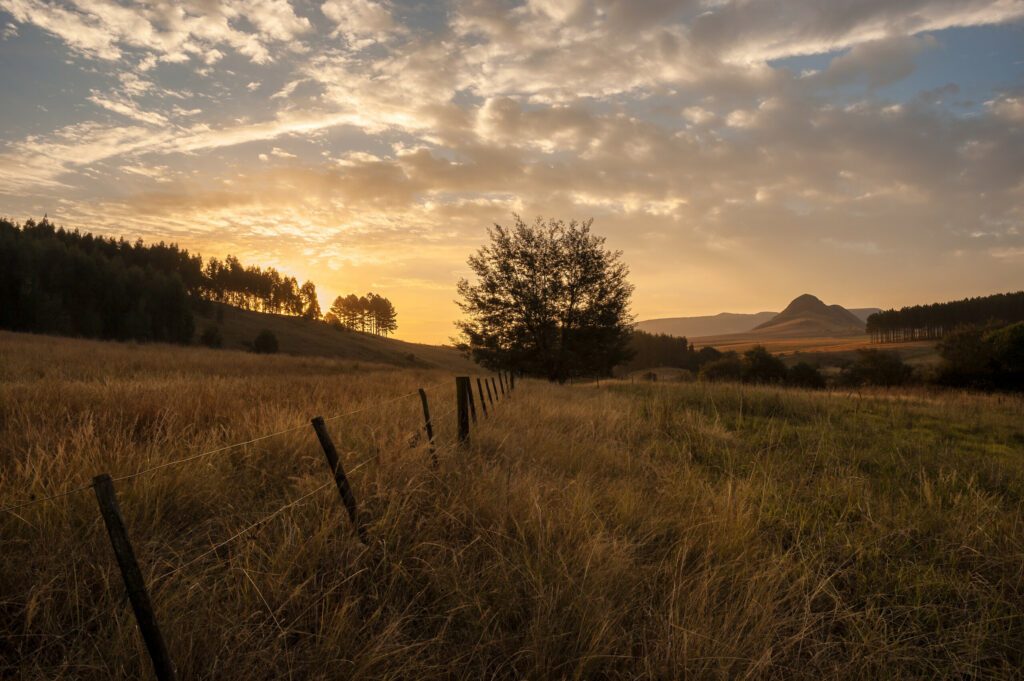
[489,377,498,404]
[93,474,178,681]
[465,378,478,425]
[456,377,470,443]
[498,373,506,397]
[509,371,515,390]
[476,378,489,418]
[417,388,437,468]
[485,377,495,407]
[310,417,367,543]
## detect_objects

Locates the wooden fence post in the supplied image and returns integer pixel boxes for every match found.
[93,474,178,681]
[417,388,437,468]
[476,378,488,418]
[456,377,470,443]
[498,373,506,397]
[310,417,367,543]
[489,378,498,404]
[484,377,495,408]
[509,371,515,391]
[465,378,478,425]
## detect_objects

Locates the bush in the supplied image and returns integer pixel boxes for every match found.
[699,354,743,382]
[252,329,279,354]
[787,362,826,389]
[742,346,788,384]
[199,324,223,348]
[987,321,1024,388]
[840,349,912,387]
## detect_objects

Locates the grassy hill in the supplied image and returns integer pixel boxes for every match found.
[196,302,476,372]
[3,333,1024,679]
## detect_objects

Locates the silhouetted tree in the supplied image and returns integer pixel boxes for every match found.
[742,346,788,384]
[456,215,634,381]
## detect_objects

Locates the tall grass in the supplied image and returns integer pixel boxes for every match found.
[2,330,1023,679]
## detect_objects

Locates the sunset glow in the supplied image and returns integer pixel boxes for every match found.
[1,0,1023,342]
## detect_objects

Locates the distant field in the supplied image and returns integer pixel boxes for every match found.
[692,333,939,362]
[2,332,1023,679]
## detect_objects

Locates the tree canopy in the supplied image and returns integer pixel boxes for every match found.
[326,292,397,336]
[0,217,400,346]
[456,215,633,381]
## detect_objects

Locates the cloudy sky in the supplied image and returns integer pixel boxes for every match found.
[1,0,1023,343]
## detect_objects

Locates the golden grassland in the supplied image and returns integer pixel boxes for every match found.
[691,333,938,361]
[2,330,1024,679]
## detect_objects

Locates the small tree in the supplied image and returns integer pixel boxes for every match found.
[456,215,634,381]
[252,329,279,354]
[299,280,321,320]
[742,346,788,384]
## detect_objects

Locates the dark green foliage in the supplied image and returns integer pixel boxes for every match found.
[699,353,743,382]
[0,217,194,343]
[742,345,788,384]
[623,330,725,373]
[457,215,634,382]
[252,329,279,354]
[199,324,223,348]
[840,349,913,387]
[938,322,1024,390]
[867,290,1024,343]
[328,292,397,335]
[787,362,826,389]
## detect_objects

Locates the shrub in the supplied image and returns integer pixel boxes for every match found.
[840,349,912,387]
[742,346,788,384]
[199,324,223,348]
[252,329,279,354]
[699,354,743,382]
[787,362,826,389]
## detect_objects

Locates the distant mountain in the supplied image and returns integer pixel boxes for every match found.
[636,311,778,338]
[850,307,881,323]
[752,294,865,337]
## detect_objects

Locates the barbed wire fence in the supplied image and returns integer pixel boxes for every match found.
[0,370,518,681]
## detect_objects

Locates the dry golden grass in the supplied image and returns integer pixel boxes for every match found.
[2,330,1024,679]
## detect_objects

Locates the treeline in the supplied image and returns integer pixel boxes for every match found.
[0,217,399,346]
[1,217,195,343]
[203,256,320,319]
[867,291,1024,343]
[624,330,722,372]
[326,293,397,336]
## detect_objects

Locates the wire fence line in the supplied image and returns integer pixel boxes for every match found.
[153,479,336,584]
[0,376,458,516]
[3,367,518,679]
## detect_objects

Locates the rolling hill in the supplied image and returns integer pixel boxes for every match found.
[196,303,476,372]
[751,293,866,337]
[637,304,879,339]
[636,311,777,337]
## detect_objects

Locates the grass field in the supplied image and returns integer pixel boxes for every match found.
[2,331,1024,679]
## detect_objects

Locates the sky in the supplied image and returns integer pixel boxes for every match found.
[0,0,1023,344]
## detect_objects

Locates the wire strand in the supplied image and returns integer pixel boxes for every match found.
[0,483,95,515]
[1,377,454,514]
[154,480,334,583]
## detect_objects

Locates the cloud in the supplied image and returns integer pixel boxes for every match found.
[321,0,397,46]
[2,0,1023,340]
[1,0,312,64]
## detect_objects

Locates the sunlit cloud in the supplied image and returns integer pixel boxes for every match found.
[1,0,1022,341]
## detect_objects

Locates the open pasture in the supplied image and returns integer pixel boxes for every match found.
[2,331,1023,679]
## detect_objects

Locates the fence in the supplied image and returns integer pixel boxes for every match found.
[0,370,518,681]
